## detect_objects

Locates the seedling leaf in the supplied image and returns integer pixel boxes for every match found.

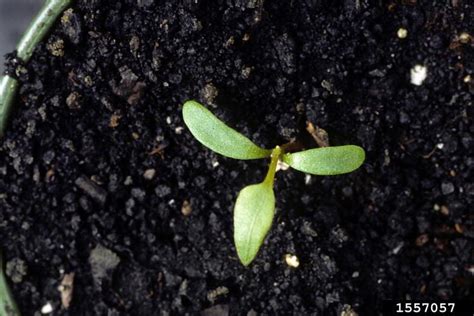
[0,251,20,316]
[283,145,365,175]
[234,182,275,266]
[182,100,272,159]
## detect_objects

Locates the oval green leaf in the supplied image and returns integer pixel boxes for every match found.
[182,100,272,159]
[283,145,365,175]
[0,251,20,316]
[234,182,275,266]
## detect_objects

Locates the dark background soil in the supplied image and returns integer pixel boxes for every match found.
[1,0,473,315]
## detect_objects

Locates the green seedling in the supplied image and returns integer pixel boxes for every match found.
[182,100,365,266]
[0,250,20,316]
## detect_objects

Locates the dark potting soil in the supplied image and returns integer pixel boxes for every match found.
[1,0,473,315]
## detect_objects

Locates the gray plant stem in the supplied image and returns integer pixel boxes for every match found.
[0,0,73,138]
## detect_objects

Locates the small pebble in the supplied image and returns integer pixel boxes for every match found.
[284,254,300,268]
[109,114,121,128]
[41,302,53,314]
[181,200,192,216]
[74,175,107,204]
[440,205,449,216]
[397,27,408,39]
[207,286,229,303]
[410,64,427,86]
[5,258,27,283]
[66,92,81,109]
[124,176,133,185]
[416,234,429,247]
[459,32,471,44]
[201,83,219,105]
[143,169,156,180]
[241,66,252,79]
[441,182,455,195]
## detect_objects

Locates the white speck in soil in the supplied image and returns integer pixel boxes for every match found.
[143,169,156,180]
[40,302,53,314]
[397,27,408,39]
[124,176,133,186]
[392,242,404,255]
[410,64,428,86]
[285,254,300,268]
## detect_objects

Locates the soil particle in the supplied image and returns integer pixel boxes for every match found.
[143,168,156,180]
[201,304,229,316]
[181,199,192,216]
[441,181,455,195]
[206,286,229,303]
[46,38,65,57]
[110,66,146,105]
[89,244,120,287]
[137,0,154,9]
[74,175,107,204]
[5,258,27,283]
[61,8,82,45]
[201,83,219,106]
[66,91,81,109]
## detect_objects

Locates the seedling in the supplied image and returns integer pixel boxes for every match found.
[0,250,20,316]
[182,100,365,266]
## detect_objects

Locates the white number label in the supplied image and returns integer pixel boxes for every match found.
[395,302,455,313]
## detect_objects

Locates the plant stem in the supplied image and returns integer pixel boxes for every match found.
[0,0,73,138]
[264,146,282,185]
[0,250,20,316]
[0,76,19,138]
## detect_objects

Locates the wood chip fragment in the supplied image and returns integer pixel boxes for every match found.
[58,272,75,309]
[306,121,329,147]
[440,205,449,216]
[207,286,229,303]
[415,234,429,247]
[149,143,168,158]
[109,113,122,128]
[455,223,463,234]
[181,200,192,216]
[45,168,55,182]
